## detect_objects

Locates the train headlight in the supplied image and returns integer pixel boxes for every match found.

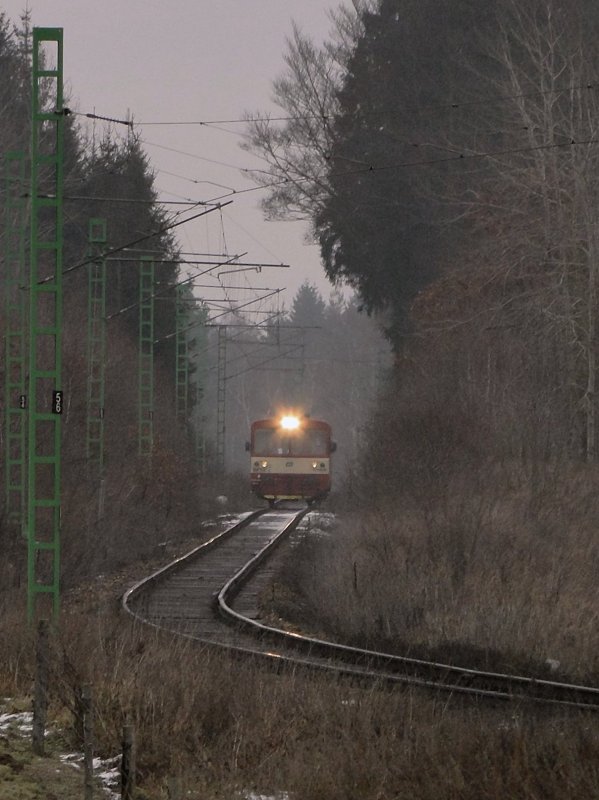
[280,415,300,430]
[312,461,326,470]
[260,460,269,469]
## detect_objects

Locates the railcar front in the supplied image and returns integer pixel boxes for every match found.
[248,415,334,505]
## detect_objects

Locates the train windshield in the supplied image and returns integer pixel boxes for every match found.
[253,428,328,457]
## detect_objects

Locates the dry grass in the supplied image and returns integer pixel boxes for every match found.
[0,464,597,799]
[272,467,599,685]
[0,594,598,799]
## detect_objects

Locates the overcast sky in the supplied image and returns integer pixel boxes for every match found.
[2,0,344,313]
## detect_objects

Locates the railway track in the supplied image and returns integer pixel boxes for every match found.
[123,507,599,712]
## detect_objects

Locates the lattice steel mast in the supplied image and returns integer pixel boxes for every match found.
[175,283,189,422]
[86,219,107,476]
[138,257,155,456]
[216,325,227,472]
[4,151,28,529]
[27,28,64,622]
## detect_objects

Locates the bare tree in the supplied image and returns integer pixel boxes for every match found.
[242,3,373,224]
[427,0,599,461]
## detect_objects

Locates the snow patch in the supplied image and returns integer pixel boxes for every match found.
[59,752,120,798]
[1,699,119,799]
[244,794,289,800]
[296,510,337,539]
[0,710,33,734]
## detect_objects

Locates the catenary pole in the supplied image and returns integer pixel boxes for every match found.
[27,28,64,622]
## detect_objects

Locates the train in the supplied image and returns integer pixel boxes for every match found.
[247,414,335,505]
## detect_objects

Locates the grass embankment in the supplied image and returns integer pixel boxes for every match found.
[0,696,119,800]
[267,470,599,685]
[0,566,598,799]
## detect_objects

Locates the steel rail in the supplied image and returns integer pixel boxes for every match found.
[121,507,268,620]
[123,509,599,712]
[122,506,310,641]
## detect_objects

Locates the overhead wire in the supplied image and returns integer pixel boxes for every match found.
[191,309,284,364]
[158,169,236,194]
[105,82,599,215]
[133,78,599,126]
[139,137,271,174]
[194,132,599,208]
[220,208,290,265]
[38,200,233,284]
[13,119,599,214]
[13,81,599,200]
[106,251,246,320]
[156,288,282,343]
[194,310,300,373]
[15,114,290,386]
[60,193,211,206]
[47,88,599,395]
[30,88,599,298]
[225,344,305,382]
[210,207,289,379]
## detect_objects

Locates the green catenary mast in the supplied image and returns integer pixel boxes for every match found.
[175,283,189,422]
[138,257,155,456]
[4,151,28,529]
[86,219,107,475]
[27,29,64,622]
[216,325,227,472]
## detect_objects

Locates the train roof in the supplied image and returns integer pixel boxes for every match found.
[251,417,331,430]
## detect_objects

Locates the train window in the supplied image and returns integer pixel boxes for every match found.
[253,428,329,456]
[253,429,285,455]
[291,430,328,456]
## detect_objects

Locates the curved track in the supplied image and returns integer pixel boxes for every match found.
[123,508,599,712]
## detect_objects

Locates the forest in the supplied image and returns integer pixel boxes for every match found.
[0,9,389,591]
[247,0,599,471]
[0,3,598,798]
[245,0,599,692]
[0,0,597,676]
